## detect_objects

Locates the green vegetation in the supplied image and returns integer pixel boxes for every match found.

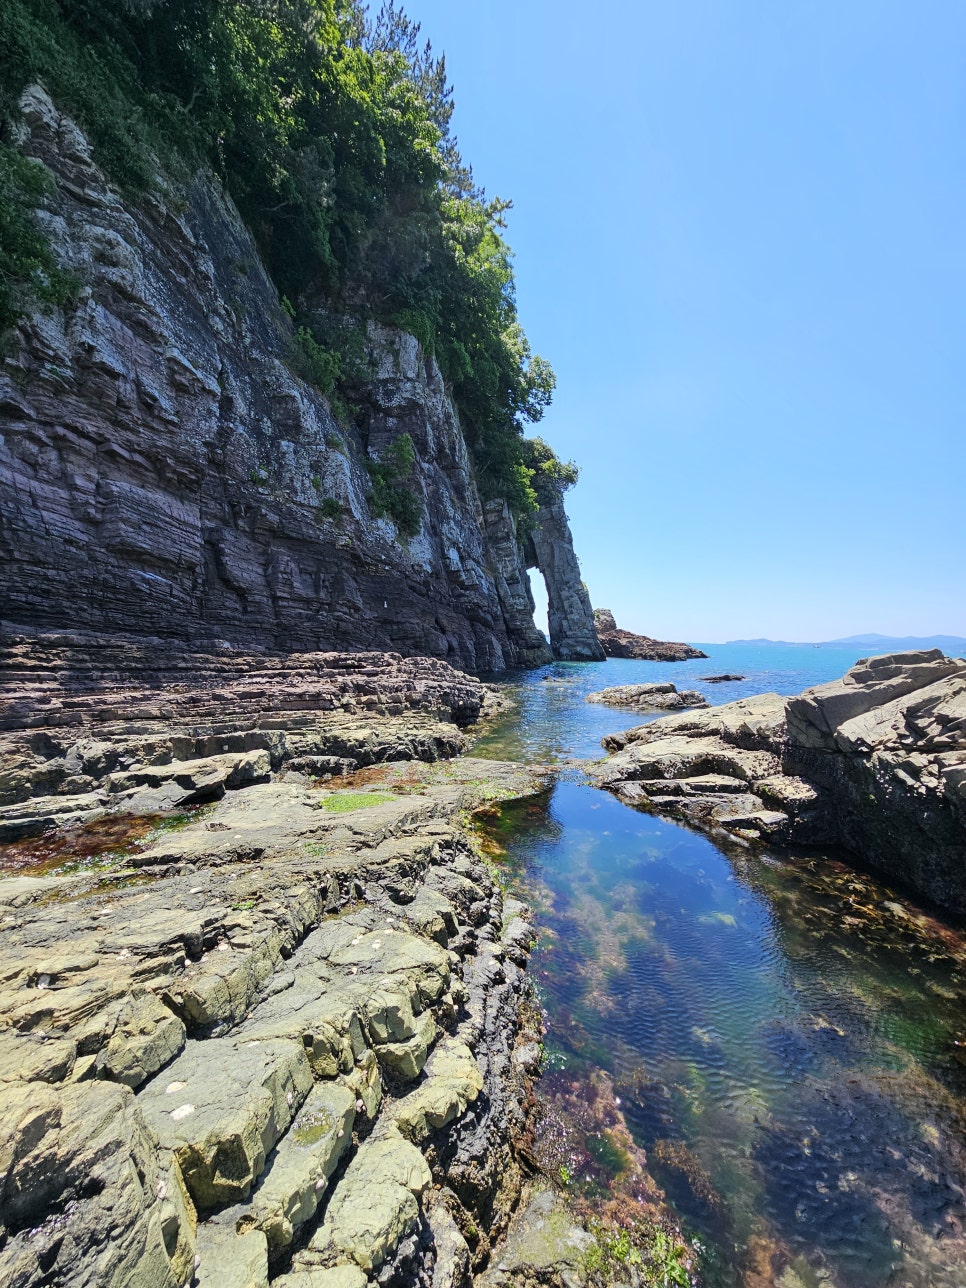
[0,142,77,339]
[0,0,574,518]
[584,1223,690,1286]
[316,496,343,522]
[366,432,420,537]
[585,1130,630,1179]
[523,436,579,499]
[319,789,396,812]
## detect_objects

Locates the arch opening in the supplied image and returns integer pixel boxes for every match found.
[527,567,550,643]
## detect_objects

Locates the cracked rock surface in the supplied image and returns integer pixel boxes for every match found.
[0,644,545,1288]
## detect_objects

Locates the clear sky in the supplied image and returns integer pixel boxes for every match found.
[402,0,965,642]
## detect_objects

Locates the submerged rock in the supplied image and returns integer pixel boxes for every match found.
[593,650,966,912]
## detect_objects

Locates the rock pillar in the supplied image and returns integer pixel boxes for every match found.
[526,492,605,662]
[482,500,554,668]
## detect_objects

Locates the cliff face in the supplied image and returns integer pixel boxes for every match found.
[1,86,597,671]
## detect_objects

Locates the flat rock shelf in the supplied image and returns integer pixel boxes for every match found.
[0,631,549,1288]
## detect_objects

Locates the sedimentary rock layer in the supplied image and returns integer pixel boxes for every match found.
[0,722,543,1286]
[593,650,966,912]
[0,627,495,840]
[0,85,596,670]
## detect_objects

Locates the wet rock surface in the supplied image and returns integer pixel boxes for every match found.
[591,611,706,663]
[593,650,966,912]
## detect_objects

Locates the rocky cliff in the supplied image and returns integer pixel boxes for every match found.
[1,86,597,672]
[593,649,966,912]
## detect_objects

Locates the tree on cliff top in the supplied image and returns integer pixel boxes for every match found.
[0,0,565,519]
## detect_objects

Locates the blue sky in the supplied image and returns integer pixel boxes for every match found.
[403,0,965,642]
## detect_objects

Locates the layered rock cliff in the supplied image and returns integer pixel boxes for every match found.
[0,86,597,671]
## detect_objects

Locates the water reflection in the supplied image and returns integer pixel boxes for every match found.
[481,777,966,1288]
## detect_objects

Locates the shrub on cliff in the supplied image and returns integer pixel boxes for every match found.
[0,143,77,340]
[366,432,421,538]
[0,0,563,519]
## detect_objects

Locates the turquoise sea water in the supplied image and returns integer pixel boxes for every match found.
[474,649,966,1288]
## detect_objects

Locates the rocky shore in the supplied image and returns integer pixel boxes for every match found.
[592,650,966,912]
[0,628,689,1288]
[0,627,547,1288]
[592,611,706,663]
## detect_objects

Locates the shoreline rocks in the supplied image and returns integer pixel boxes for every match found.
[0,628,687,1287]
[586,683,709,712]
[0,627,550,1286]
[592,650,966,913]
[0,754,545,1285]
[592,610,707,662]
[0,627,488,842]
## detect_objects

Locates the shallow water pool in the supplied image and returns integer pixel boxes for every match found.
[474,657,966,1287]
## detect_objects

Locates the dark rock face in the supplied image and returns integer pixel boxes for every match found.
[525,492,604,661]
[592,610,707,662]
[0,86,597,673]
[593,650,966,914]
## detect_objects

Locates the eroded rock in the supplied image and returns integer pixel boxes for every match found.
[586,683,708,712]
[592,610,707,662]
[136,1037,314,1208]
[594,651,966,910]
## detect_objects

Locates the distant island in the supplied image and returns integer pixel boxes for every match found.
[721,633,966,653]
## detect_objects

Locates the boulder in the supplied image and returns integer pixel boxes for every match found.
[786,651,966,750]
[595,652,966,910]
[95,991,186,1088]
[0,1081,195,1288]
[194,1223,269,1288]
[303,1131,432,1272]
[235,1081,356,1249]
[389,1037,484,1142]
